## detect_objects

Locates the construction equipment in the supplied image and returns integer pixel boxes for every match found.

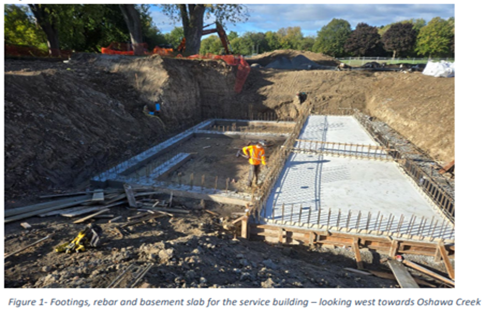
[201,22,233,55]
[55,224,102,253]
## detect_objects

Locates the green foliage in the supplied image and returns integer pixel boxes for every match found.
[382,22,417,58]
[200,35,222,54]
[379,18,426,37]
[265,31,281,50]
[138,4,167,49]
[312,18,351,57]
[344,23,384,57]
[276,27,303,50]
[165,27,184,48]
[299,36,315,51]
[227,31,238,41]
[415,17,454,57]
[4,4,46,48]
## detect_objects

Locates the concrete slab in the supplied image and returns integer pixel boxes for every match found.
[263,115,454,240]
[298,115,378,144]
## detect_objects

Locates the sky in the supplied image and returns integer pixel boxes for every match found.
[149,4,455,36]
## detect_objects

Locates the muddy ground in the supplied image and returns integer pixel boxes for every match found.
[4,50,454,288]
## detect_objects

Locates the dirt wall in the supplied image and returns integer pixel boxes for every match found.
[4,55,239,200]
[4,54,454,201]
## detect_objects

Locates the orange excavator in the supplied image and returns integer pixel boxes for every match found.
[153,22,233,56]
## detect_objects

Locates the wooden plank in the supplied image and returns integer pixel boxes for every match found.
[61,206,105,218]
[352,238,364,269]
[39,191,96,199]
[73,208,110,224]
[389,240,399,257]
[437,241,455,280]
[131,186,251,206]
[344,268,372,276]
[439,160,455,174]
[109,216,122,223]
[38,206,91,217]
[140,206,190,214]
[5,195,90,218]
[92,189,104,202]
[123,184,138,208]
[369,270,436,288]
[5,197,92,223]
[387,259,420,288]
[5,235,51,259]
[402,259,455,286]
[20,222,32,229]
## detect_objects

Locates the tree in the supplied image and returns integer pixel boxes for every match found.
[166,27,185,48]
[4,4,46,48]
[299,36,315,51]
[415,17,454,58]
[200,35,222,54]
[158,4,248,55]
[138,4,168,49]
[344,23,384,57]
[28,4,61,56]
[379,18,426,37]
[119,4,144,55]
[382,22,417,58]
[277,27,303,50]
[265,31,281,50]
[227,31,238,41]
[313,18,351,57]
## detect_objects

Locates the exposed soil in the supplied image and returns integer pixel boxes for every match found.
[4,50,454,288]
[4,201,449,288]
[246,49,341,67]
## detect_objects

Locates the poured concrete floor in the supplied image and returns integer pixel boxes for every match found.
[264,116,454,239]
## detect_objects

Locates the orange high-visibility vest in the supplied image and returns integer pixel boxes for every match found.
[242,145,266,166]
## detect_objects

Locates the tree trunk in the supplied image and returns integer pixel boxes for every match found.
[392,50,396,60]
[28,4,61,57]
[179,4,205,56]
[119,4,144,56]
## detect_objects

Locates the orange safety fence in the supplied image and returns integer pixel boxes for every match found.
[101,42,149,56]
[5,44,72,58]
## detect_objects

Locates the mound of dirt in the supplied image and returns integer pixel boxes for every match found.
[264,55,323,70]
[265,56,292,69]
[247,50,340,67]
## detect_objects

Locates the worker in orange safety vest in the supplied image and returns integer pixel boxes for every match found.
[241,141,267,187]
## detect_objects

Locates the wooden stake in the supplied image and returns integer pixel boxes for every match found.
[352,238,364,270]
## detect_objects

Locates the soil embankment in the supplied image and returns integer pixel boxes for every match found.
[5,51,454,200]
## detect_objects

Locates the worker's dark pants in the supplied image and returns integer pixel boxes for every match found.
[247,164,260,187]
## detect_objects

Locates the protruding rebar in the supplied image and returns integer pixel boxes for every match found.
[298,204,303,224]
[356,211,362,230]
[337,209,341,228]
[345,210,351,231]
[290,204,294,222]
[365,211,371,232]
[214,176,218,192]
[374,211,381,231]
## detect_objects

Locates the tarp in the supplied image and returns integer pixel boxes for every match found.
[422,60,455,78]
